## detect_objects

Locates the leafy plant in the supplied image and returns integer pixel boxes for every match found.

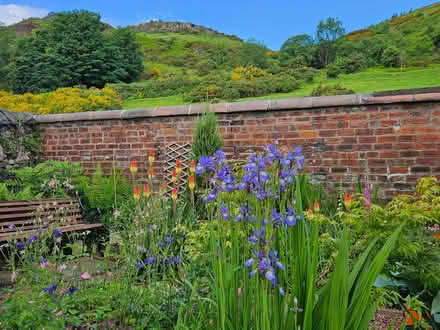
[191,110,223,162]
[311,83,355,96]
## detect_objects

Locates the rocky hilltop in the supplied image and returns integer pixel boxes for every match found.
[128,20,242,41]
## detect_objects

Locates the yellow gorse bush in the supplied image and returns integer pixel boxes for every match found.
[231,65,267,81]
[0,87,122,115]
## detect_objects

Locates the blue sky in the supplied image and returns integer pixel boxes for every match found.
[0,0,437,49]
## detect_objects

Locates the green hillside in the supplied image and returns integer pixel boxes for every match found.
[345,2,440,64]
[2,3,440,111]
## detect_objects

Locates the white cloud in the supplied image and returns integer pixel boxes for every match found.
[0,4,49,25]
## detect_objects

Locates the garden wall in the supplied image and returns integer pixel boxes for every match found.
[36,89,440,198]
[0,109,39,180]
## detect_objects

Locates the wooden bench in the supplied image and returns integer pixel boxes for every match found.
[0,198,103,241]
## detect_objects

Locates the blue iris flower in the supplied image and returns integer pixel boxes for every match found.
[220,204,230,220]
[52,229,63,238]
[67,287,78,296]
[43,283,57,294]
[16,240,25,250]
[144,256,157,264]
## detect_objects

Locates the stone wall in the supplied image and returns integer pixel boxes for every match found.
[0,109,39,180]
[36,89,440,198]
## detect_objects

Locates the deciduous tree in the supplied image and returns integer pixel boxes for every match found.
[9,10,143,93]
[316,17,345,67]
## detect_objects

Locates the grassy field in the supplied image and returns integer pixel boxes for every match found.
[122,65,440,109]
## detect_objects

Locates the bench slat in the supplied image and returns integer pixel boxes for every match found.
[0,217,83,233]
[0,223,103,240]
[0,199,77,207]
[0,198,102,241]
[0,209,81,220]
[0,215,82,228]
[0,204,80,214]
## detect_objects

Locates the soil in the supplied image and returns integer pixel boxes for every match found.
[372,308,405,329]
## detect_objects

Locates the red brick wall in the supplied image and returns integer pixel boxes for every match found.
[37,92,440,198]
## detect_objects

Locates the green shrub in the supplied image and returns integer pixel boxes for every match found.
[326,63,341,78]
[191,110,223,161]
[4,160,85,199]
[108,75,198,100]
[78,166,132,226]
[335,53,367,74]
[311,83,355,96]
[287,66,319,83]
[381,46,402,68]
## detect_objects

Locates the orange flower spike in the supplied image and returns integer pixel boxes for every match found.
[143,184,151,198]
[172,169,177,184]
[405,304,421,326]
[148,150,155,166]
[344,192,352,209]
[171,187,178,200]
[188,175,195,190]
[434,232,440,240]
[190,160,196,174]
[313,200,320,213]
[130,159,137,176]
[133,186,141,200]
[161,181,167,192]
[148,167,154,179]
[176,159,182,175]
[306,208,313,216]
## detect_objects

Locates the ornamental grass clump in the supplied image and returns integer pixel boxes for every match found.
[195,143,404,330]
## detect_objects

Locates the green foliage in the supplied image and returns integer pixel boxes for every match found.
[4,160,85,199]
[311,83,355,96]
[280,34,315,66]
[326,63,341,78]
[78,166,132,225]
[9,10,144,93]
[316,17,346,67]
[108,74,198,100]
[342,177,440,322]
[334,53,367,74]
[191,110,223,161]
[0,26,16,90]
[381,46,402,68]
[183,74,300,103]
[240,39,269,69]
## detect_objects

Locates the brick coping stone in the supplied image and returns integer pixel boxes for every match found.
[35,89,440,124]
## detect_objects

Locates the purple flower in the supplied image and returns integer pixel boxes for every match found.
[52,229,63,238]
[43,283,57,294]
[237,182,248,190]
[67,287,78,296]
[234,215,243,222]
[294,146,304,169]
[214,150,226,164]
[285,207,297,227]
[144,256,157,264]
[257,258,271,272]
[259,171,270,182]
[248,235,258,244]
[265,270,276,282]
[245,258,254,267]
[281,158,291,168]
[136,262,144,270]
[220,205,229,220]
[160,236,174,248]
[16,240,25,250]
[249,269,257,277]
[197,156,216,174]
[28,235,38,244]
[275,261,286,271]
[8,224,16,232]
